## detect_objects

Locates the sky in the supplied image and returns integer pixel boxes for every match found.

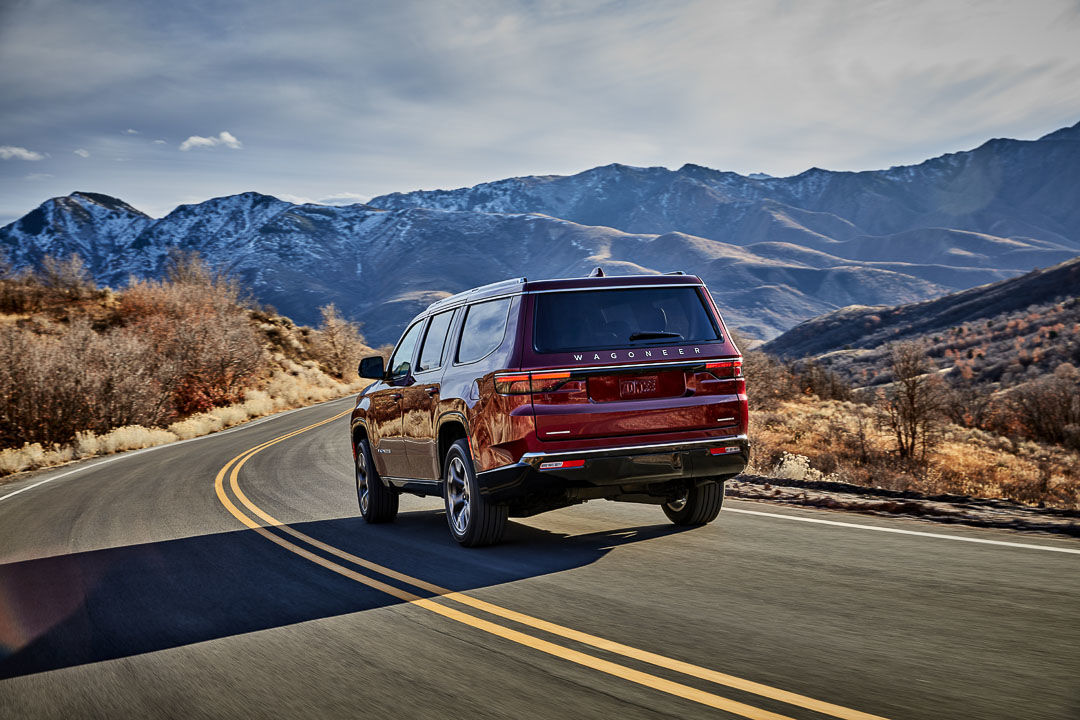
[1,0,1079,225]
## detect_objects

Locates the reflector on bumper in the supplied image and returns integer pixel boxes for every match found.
[710,446,741,455]
[539,459,586,470]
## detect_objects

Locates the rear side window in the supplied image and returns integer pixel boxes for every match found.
[416,310,455,372]
[457,298,511,364]
[388,320,425,378]
[533,287,721,353]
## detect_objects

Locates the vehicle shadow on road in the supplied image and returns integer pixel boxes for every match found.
[0,511,692,679]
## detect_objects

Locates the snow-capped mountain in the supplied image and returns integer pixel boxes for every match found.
[2,121,1079,344]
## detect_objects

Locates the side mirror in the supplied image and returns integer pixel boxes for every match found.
[358,355,385,380]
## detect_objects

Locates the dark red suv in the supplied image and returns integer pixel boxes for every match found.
[351,272,748,546]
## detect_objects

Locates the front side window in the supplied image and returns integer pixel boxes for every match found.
[388,320,426,379]
[457,298,511,364]
[416,310,455,372]
[533,287,721,353]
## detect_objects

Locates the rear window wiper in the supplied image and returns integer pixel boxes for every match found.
[628,331,683,341]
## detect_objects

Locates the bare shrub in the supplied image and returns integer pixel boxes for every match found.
[793,359,852,401]
[313,303,367,379]
[1004,363,1080,447]
[40,254,95,300]
[119,253,265,414]
[771,452,831,482]
[0,320,173,447]
[941,380,994,429]
[743,350,796,410]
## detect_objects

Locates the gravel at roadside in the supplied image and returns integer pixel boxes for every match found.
[727,474,1080,537]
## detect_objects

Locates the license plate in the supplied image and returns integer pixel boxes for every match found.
[620,376,658,398]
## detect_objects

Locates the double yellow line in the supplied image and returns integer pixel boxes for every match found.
[214,409,888,720]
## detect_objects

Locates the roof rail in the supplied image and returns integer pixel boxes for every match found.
[425,277,527,312]
[663,270,686,275]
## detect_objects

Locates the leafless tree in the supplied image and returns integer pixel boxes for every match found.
[878,341,945,462]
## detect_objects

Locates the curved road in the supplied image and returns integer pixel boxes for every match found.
[1,398,1078,719]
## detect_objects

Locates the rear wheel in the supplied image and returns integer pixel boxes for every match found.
[443,439,507,547]
[663,479,725,525]
[355,438,398,523]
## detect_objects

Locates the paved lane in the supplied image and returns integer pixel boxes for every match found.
[1,398,1078,719]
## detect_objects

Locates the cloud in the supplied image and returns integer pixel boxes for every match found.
[25,173,53,181]
[123,128,139,135]
[74,148,90,158]
[0,145,45,161]
[318,192,371,206]
[278,192,371,206]
[152,139,167,144]
[179,130,243,151]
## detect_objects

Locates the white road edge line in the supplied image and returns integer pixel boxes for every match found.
[0,396,354,505]
[724,505,1080,555]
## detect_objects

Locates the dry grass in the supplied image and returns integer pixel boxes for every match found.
[750,398,1080,509]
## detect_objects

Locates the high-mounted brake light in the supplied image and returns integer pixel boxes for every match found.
[539,459,586,470]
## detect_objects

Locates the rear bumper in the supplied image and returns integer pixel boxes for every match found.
[475,435,748,503]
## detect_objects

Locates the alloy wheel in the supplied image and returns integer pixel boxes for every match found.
[356,449,370,515]
[446,455,471,535]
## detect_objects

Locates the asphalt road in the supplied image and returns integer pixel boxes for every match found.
[1,397,1078,720]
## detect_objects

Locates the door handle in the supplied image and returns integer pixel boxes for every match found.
[425,387,438,396]
[389,393,402,401]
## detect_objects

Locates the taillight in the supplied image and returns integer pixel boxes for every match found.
[494,372,531,394]
[494,371,573,394]
[705,358,743,379]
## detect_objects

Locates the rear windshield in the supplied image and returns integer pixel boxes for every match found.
[533,287,721,353]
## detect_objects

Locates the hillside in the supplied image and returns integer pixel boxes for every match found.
[762,256,1080,387]
[0,257,373,475]
[3,121,1080,344]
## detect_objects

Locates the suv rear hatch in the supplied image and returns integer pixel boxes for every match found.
[514,284,746,441]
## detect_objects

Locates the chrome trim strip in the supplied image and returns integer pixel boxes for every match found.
[520,434,748,461]
[381,475,441,486]
[521,358,740,375]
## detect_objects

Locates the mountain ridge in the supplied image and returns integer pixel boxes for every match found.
[3,120,1079,345]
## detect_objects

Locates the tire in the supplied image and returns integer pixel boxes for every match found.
[443,439,507,547]
[663,479,725,526]
[355,438,398,523]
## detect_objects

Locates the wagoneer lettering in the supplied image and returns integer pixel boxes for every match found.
[350,271,749,547]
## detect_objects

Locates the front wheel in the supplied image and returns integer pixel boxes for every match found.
[443,439,507,547]
[355,438,398,523]
[663,479,725,525]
